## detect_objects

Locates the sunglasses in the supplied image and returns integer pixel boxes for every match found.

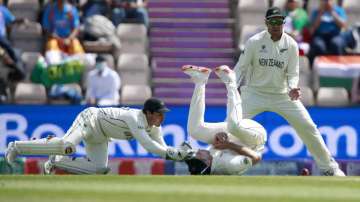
[267,19,285,26]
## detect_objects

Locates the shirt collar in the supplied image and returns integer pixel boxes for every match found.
[96,66,110,77]
[265,30,285,43]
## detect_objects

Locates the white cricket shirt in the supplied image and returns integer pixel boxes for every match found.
[90,107,168,158]
[234,30,299,94]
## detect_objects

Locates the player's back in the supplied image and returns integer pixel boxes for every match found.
[96,107,146,140]
[209,147,252,175]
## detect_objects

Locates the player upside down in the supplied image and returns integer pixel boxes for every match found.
[182,65,267,175]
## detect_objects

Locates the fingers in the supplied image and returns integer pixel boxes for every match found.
[214,133,227,145]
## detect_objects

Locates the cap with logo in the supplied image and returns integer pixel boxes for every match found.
[265,7,285,20]
[143,98,170,113]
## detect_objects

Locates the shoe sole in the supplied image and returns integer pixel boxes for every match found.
[181,65,211,73]
[215,65,231,74]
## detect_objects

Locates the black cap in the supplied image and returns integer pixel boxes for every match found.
[96,54,106,63]
[185,157,211,175]
[143,98,170,113]
[265,7,285,20]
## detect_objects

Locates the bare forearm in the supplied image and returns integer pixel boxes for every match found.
[331,11,346,29]
[226,142,261,164]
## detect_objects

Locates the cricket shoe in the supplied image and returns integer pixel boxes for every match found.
[215,65,236,85]
[182,65,211,84]
[5,142,18,167]
[322,168,346,177]
[43,155,56,175]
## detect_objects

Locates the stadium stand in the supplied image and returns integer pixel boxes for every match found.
[121,84,152,105]
[299,55,312,87]
[316,87,350,106]
[236,0,269,28]
[9,22,43,52]
[306,0,320,12]
[149,0,235,105]
[342,0,360,26]
[116,23,148,54]
[8,0,40,22]
[14,82,47,104]
[117,53,150,84]
[300,86,315,106]
[48,83,83,104]
[238,24,265,50]
[21,51,42,81]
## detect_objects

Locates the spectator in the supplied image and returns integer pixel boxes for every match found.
[85,55,121,106]
[308,0,347,65]
[42,0,84,65]
[284,0,309,42]
[82,0,111,19]
[0,0,26,81]
[111,0,149,27]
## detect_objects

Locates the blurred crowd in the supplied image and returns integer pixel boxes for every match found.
[279,0,359,64]
[0,0,149,105]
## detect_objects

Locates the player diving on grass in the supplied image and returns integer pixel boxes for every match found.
[182,65,267,175]
[5,98,191,174]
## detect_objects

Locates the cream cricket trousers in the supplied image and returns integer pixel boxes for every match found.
[187,82,266,151]
[61,107,109,169]
[14,107,109,173]
[240,86,339,171]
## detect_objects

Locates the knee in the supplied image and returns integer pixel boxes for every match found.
[229,119,267,146]
[330,36,345,54]
[311,37,326,52]
[69,39,84,54]
[46,38,60,50]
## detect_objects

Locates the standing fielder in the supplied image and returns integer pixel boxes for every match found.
[182,65,267,175]
[234,7,345,176]
[5,98,190,174]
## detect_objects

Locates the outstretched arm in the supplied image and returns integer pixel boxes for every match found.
[130,125,190,161]
[213,133,261,164]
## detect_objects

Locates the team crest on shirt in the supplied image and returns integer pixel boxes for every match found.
[259,45,267,53]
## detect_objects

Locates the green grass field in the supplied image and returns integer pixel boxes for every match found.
[0,175,360,202]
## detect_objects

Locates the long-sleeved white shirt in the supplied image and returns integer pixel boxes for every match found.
[234,30,299,94]
[89,107,168,158]
[85,66,121,105]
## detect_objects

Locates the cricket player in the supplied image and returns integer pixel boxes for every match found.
[234,7,345,176]
[182,65,267,175]
[5,98,190,174]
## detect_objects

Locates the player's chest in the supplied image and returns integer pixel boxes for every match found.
[254,42,289,71]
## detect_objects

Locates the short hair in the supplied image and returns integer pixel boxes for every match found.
[96,54,107,63]
[185,157,211,175]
